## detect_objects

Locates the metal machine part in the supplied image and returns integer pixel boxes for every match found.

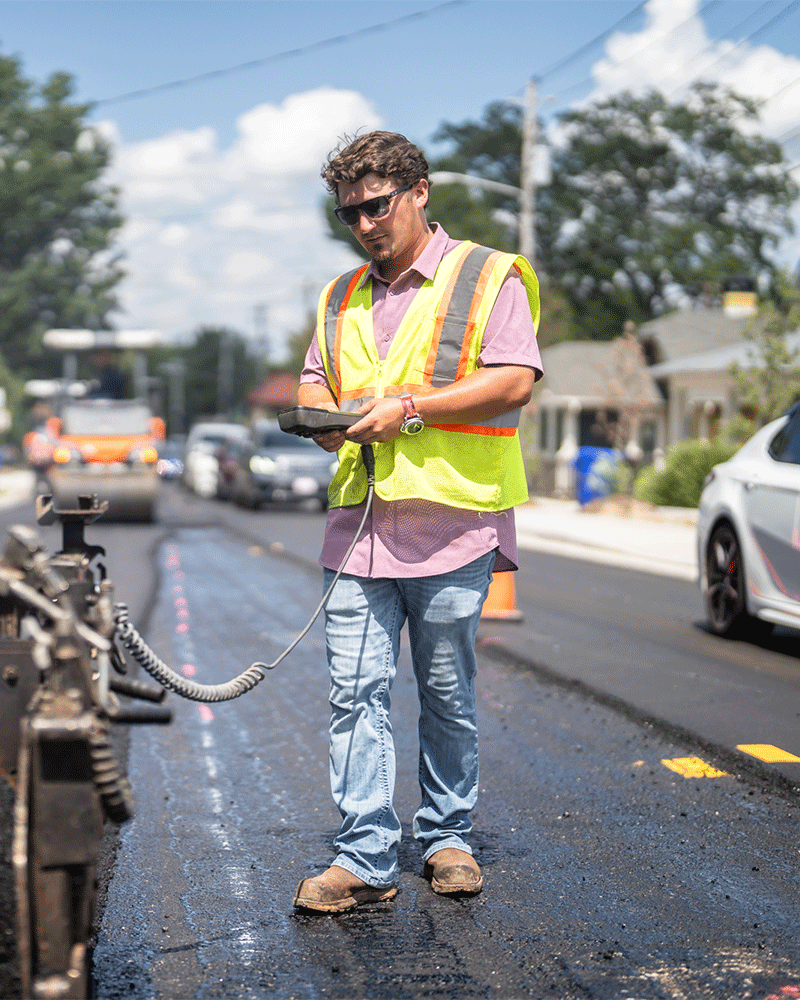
[1,495,171,1000]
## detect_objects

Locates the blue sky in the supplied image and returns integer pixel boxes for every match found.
[3,0,800,357]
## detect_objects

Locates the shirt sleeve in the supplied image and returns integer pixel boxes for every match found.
[300,327,329,388]
[478,269,543,381]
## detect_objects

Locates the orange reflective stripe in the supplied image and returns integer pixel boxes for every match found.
[428,423,517,436]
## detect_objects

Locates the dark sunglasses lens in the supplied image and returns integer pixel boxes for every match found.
[335,195,392,226]
[361,196,389,219]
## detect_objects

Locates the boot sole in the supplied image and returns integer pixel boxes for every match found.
[293,884,398,913]
[430,876,483,896]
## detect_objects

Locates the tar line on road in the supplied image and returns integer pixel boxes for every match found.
[93,525,800,1000]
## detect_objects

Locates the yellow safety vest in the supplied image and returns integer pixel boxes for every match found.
[316,241,540,510]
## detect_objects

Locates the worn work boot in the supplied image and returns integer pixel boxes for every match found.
[293,865,398,914]
[424,848,483,896]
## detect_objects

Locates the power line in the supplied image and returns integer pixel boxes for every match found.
[671,0,800,95]
[535,1,648,81]
[546,0,744,104]
[94,1,470,107]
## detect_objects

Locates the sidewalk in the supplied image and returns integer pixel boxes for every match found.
[515,495,698,581]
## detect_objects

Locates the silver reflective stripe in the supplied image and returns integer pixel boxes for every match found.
[475,409,520,429]
[429,245,495,386]
[324,267,366,397]
[339,398,368,413]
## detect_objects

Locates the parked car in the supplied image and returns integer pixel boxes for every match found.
[697,403,800,637]
[215,434,252,501]
[45,397,165,521]
[228,420,338,510]
[182,421,249,498]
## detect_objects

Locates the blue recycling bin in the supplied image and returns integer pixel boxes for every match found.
[573,447,622,505]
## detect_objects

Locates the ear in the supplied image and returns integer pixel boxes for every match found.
[414,178,429,211]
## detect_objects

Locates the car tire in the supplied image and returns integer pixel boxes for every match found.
[704,522,771,639]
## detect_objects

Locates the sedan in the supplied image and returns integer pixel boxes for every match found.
[697,403,800,637]
[230,421,338,510]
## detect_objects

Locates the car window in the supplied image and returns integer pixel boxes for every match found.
[768,412,800,465]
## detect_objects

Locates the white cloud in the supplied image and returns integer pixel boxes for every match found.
[105,87,380,358]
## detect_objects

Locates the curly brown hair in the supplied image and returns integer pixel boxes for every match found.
[321,131,429,200]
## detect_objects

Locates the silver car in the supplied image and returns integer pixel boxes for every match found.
[697,403,800,637]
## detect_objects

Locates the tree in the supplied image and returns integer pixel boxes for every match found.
[0,54,123,377]
[727,273,800,440]
[539,84,798,339]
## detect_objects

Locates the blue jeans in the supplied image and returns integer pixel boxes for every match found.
[321,551,495,887]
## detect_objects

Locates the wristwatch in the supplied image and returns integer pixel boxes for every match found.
[399,395,424,436]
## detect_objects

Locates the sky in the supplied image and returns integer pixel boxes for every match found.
[3,0,800,362]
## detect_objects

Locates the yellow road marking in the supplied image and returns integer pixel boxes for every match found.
[737,744,800,763]
[661,756,729,778]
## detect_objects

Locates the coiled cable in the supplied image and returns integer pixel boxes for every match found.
[113,445,375,703]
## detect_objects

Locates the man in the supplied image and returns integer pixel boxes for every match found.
[294,130,542,913]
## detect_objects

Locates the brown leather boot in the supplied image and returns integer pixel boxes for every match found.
[293,865,398,913]
[424,848,483,895]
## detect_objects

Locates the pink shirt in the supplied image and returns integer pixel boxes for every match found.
[301,224,542,578]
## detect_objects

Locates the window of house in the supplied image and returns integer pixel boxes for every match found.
[539,409,549,452]
[555,409,565,451]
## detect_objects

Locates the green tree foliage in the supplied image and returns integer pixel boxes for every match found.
[728,274,800,439]
[150,327,264,431]
[539,84,797,339]
[0,54,124,378]
[427,84,797,341]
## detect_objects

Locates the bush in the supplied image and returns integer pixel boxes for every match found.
[633,437,738,508]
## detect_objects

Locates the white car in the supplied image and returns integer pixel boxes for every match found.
[182,421,249,498]
[697,403,800,637]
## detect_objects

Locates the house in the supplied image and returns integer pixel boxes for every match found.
[530,337,666,497]
[528,288,785,497]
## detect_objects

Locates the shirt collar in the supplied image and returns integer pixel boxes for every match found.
[358,222,450,289]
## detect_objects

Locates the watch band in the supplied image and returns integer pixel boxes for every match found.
[400,395,419,420]
[399,394,424,435]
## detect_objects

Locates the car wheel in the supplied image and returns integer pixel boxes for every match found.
[704,522,749,636]
[704,521,774,639]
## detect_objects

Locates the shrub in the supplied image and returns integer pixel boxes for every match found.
[633,437,738,508]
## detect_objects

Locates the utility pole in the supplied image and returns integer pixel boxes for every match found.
[519,77,538,267]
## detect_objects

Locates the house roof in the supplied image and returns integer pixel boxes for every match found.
[537,340,663,405]
[637,308,750,365]
[649,328,800,377]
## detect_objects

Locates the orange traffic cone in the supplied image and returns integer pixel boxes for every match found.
[481,572,523,622]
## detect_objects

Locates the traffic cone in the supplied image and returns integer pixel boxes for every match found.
[481,572,523,622]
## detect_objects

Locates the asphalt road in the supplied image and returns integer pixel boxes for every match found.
[2,482,800,999]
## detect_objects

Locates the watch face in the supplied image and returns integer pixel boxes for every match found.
[401,417,424,435]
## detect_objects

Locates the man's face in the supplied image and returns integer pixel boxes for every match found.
[336,172,429,275]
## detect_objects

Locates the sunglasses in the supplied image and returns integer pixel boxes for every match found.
[334,184,413,226]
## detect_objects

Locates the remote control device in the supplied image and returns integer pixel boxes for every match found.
[277,406,363,437]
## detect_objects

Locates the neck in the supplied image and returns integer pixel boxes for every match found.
[379,223,434,283]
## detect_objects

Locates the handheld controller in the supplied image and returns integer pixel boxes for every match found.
[277,405,362,438]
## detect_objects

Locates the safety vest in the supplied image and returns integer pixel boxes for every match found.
[316,241,540,510]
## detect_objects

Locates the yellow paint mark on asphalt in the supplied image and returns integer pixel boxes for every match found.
[737,744,800,763]
[661,756,729,778]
